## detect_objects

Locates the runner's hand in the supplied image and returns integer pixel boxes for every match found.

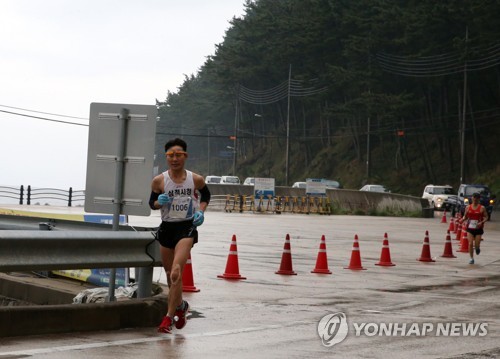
[158,194,171,205]
[193,210,204,226]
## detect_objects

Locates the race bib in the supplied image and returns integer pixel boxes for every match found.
[168,196,193,219]
[468,220,478,229]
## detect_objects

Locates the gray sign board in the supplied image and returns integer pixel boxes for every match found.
[85,103,157,216]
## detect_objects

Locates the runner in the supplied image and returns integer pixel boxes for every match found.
[461,192,487,264]
[149,138,210,333]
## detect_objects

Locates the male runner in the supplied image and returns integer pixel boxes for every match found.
[149,138,210,333]
[461,192,487,265]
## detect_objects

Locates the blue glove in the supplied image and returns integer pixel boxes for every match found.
[193,210,204,226]
[157,194,171,205]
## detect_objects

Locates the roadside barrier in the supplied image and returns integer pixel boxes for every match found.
[223,194,332,215]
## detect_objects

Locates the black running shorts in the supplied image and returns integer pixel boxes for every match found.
[156,220,198,249]
[466,228,484,236]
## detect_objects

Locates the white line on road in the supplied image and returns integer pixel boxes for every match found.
[0,320,314,357]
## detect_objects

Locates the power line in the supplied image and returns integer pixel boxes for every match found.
[0,104,88,120]
[0,109,89,127]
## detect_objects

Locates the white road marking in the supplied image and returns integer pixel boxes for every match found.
[0,320,313,356]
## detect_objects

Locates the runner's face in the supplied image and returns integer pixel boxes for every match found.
[166,145,187,170]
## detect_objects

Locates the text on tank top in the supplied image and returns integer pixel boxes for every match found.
[467,204,483,229]
[160,170,199,222]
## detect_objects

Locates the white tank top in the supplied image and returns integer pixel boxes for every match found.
[160,170,199,222]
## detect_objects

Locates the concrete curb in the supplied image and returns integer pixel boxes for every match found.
[0,296,167,337]
[0,273,167,337]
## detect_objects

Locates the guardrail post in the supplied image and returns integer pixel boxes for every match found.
[136,267,153,298]
[27,185,31,205]
[68,187,73,207]
[19,185,24,205]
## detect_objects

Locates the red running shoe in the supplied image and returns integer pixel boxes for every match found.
[157,315,174,333]
[174,300,189,330]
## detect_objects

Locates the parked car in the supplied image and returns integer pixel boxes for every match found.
[422,184,454,210]
[221,175,240,184]
[243,177,255,186]
[360,184,390,193]
[455,184,495,220]
[205,175,222,184]
[292,182,307,189]
[322,179,341,189]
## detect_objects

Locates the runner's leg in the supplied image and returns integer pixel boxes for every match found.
[167,237,194,317]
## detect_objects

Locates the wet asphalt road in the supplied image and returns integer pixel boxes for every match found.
[0,210,499,358]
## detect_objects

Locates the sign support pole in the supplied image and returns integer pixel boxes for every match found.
[107,108,130,302]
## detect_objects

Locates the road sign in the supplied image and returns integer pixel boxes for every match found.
[306,178,326,196]
[85,103,157,216]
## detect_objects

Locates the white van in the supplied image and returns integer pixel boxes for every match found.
[243,177,255,186]
[221,176,240,184]
[205,175,222,184]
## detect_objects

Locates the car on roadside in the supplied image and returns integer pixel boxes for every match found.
[243,177,255,186]
[205,175,222,184]
[456,184,495,220]
[292,181,307,189]
[359,184,390,193]
[422,184,454,210]
[221,175,240,185]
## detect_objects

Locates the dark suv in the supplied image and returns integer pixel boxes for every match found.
[456,184,495,220]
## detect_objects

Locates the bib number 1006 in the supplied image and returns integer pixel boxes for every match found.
[173,203,189,211]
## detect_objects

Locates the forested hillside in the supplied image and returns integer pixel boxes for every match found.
[155,0,500,196]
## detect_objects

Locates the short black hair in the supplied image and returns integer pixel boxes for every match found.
[472,192,480,198]
[165,138,187,152]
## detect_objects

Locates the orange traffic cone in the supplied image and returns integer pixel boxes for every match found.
[375,233,395,266]
[311,235,332,274]
[440,230,456,258]
[448,217,455,232]
[218,234,246,280]
[454,220,462,241]
[344,234,366,270]
[454,213,460,234]
[457,223,469,253]
[440,210,447,223]
[417,230,435,262]
[276,234,297,275]
[182,253,200,292]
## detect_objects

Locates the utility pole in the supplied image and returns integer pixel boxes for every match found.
[460,26,468,184]
[285,64,292,186]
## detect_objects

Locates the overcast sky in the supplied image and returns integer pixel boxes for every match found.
[0,0,246,193]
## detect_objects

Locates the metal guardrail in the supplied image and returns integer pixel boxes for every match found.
[0,185,85,206]
[0,231,161,272]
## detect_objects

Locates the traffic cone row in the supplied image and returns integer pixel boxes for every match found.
[184,228,466,292]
